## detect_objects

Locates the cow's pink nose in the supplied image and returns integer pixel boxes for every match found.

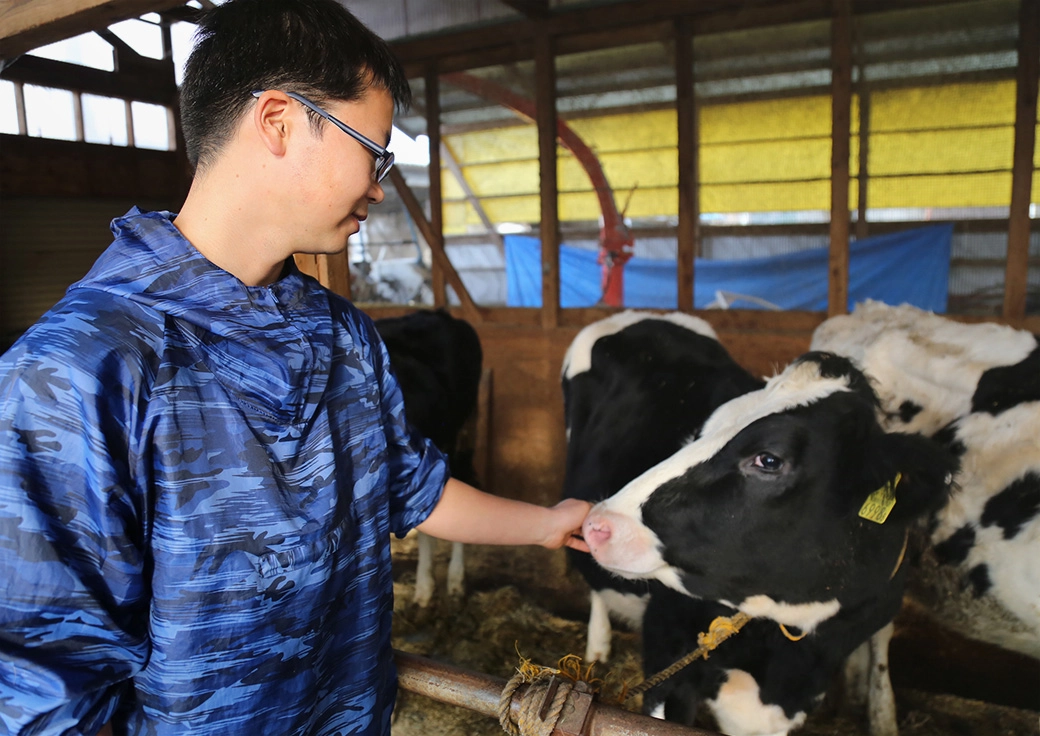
[582,518,612,549]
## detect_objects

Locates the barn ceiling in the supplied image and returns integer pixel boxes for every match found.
[0,0,627,61]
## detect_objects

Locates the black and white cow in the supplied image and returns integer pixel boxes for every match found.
[565,311,957,736]
[562,310,764,663]
[376,309,483,607]
[811,301,1040,724]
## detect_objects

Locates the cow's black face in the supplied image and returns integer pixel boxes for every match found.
[581,356,956,631]
[643,400,875,601]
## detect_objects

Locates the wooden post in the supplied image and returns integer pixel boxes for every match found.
[676,17,697,313]
[426,65,447,309]
[1004,0,1039,322]
[535,28,560,328]
[388,167,483,322]
[855,90,870,241]
[854,19,870,243]
[828,0,852,317]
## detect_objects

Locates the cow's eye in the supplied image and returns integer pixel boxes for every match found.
[752,452,784,472]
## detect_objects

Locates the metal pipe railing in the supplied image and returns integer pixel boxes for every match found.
[394,650,720,736]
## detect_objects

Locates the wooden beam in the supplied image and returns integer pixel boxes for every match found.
[391,0,970,67]
[316,252,351,300]
[498,0,549,19]
[855,90,870,240]
[0,0,184,60]
[828,0,852,317]
[387,166,483,323]
[675,17,696,312]
[0,133,190,199]
[1,54,178,106]
[425,65,447,308]
[1004,0,1038,322]
[535,28,559,328]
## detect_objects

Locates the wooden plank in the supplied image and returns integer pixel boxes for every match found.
[13,80,26,134]
[386,166,483,323]
[675,18,696,312]
[1,54,178,106]
[316,252,351,300]
[0,133,190,199]
[555,21,672,57]
[498,0,549,19]
[828,0,852,317]
[293,254,321,282]
[855,89,871,240]
[535,29,560,329]
[0,0,184,59]
[1004,0,1039,322]
[425,66,447,309]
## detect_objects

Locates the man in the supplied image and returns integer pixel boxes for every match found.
[0,1,590,734]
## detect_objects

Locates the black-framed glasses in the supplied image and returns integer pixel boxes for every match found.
[252,89,394,182]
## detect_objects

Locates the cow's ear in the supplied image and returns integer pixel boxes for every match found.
[860,430,958,525]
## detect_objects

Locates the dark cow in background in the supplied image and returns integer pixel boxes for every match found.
[812,300,1040,729]
[375,309,483,607]
[565,311,957,736]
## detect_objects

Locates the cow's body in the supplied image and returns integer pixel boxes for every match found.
[568,311,956,736]
[811,301,1040,659]
[376,309,483,607]
[561,311,763,662]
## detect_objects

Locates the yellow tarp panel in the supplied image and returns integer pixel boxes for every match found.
[869,172,1014,209]
[566,110,678,151]
[699,95,833,213]
[440,78,1024,233]
[870,81,1016,132]
[700,95,834,144]
[442,159,540,199]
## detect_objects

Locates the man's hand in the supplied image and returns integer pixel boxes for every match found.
[542,498,592,552]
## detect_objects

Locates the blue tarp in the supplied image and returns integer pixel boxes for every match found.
[505,223,953,312]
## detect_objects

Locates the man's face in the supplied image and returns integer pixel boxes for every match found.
[286,86,395,256]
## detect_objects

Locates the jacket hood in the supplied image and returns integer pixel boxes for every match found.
[69,207,336,425]
[72,207,315,336]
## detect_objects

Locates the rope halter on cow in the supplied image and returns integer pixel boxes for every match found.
[624,611,752,701]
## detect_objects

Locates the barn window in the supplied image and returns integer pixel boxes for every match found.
[22,85,77,141]
[130,101,173,151]
[82,95,129,146]
[108,17,165,60]
[26,32,115,71]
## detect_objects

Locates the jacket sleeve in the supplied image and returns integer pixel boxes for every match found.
[0,341,150,735]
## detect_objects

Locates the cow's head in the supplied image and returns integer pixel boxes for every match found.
[581,352,957,630]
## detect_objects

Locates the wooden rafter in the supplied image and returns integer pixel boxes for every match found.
[498,0,550,19]
[0,0,185,60]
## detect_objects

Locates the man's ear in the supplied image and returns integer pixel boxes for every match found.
[252,91,292,156]
[862,429,959,526]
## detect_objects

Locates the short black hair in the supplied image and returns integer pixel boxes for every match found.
[180,0,411,169]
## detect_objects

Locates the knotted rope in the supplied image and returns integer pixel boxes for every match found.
[498,655,583,736]
[498,611,754,734]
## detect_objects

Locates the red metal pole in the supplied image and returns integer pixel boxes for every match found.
[441,73,634,307]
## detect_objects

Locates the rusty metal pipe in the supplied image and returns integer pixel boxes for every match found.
[394,650,720,736]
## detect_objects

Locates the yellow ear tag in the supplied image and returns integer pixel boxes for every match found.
[858,472,902,524]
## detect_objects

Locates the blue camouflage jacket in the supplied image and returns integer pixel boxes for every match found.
[0,208,448,735]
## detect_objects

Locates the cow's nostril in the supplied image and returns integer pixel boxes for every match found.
[583,519,612,548]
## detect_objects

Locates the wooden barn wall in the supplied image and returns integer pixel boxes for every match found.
[0,196,180,348]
